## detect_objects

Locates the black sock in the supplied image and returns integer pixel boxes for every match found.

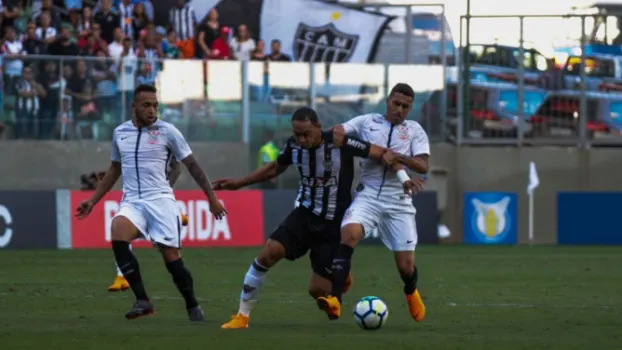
[401,265,419,295]
[165,258,198,309]
[112,240,149,301]
[330,244,354,302]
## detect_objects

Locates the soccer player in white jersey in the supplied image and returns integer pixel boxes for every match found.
[75,84,227,321]
[106,160,188,292]
[317,83,429,322]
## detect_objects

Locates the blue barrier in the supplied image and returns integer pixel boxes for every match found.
[557,192,622,245]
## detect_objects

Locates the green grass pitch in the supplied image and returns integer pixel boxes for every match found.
[1,246,621,349]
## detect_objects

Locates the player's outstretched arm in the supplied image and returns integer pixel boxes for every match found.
[75,162,121,219]
[89,161,122,206]
[182,156,217,201]
[213,161,289,190]
[181,155,227,219]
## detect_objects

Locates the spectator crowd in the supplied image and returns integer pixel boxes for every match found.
[0,0,292,140]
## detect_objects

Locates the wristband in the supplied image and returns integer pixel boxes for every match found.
[396,169,410,184]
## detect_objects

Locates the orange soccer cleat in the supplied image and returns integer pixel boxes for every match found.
[316,295,341,320]
[406,289,426,322]
[221,313,250,329]
[108,275,130,292]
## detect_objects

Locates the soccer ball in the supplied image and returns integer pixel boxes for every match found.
[353,296,389,330]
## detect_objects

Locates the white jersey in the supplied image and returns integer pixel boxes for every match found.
[342,113,430,197]
[111,119,192,202]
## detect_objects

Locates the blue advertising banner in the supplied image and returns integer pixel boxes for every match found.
[463,192,518,245]
[557,192,622,245]
[0,191,57,249]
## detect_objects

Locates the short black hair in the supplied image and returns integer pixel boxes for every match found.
[390,83,415,98]
[271,39,281,45]
[291,107,319,123]
[134,84,157,96]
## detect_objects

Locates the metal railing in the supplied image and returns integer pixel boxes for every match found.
[0,54,446,144]
[457,13,622,147]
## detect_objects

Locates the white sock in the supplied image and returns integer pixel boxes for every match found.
[115,243,132,277]
[238,259,269,317]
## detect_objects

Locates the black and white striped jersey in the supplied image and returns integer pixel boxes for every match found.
[277,131,371,221]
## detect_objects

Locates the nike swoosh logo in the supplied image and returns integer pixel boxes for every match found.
[406,240,414,244]
[368,128,379,131]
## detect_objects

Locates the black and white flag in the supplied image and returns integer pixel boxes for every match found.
[191,0,392,63]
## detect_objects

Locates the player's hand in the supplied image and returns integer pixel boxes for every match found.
[75,200,94,219]
[181,214,188,226]
[332,125,346,147]
[212,178,243,191]
[403,178,425,196]
[382,149,397,166]
[209,198,228,220]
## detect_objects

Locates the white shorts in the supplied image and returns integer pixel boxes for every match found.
[114,198,182,248]
[341,190,417,251]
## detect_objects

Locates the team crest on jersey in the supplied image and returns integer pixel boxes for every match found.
[397,125,410,140]
[147,130,160,144]
[293,23,359,62]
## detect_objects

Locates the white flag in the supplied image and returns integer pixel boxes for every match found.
[527,161,540,195]
[193,0,391,63]
[260,0,391,63]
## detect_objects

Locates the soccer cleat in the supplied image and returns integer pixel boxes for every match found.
[108,275,130,292]
[406,289,426,322]
[343,273,353,294]
[221,313,250,329]
[187,306,205,322]
[316,295,341,320]
[125,300,155,320]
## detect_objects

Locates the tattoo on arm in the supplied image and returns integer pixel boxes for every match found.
[183,156,217,200]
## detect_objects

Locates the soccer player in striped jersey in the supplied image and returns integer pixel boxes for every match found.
[214,107,423,329]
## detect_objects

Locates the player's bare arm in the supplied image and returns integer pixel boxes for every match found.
[75,161,121,218]
[181,155,227,219]
[213,161,288,191]
[384,152,429,174]
[332,124,346,147]
[168,160,182,187]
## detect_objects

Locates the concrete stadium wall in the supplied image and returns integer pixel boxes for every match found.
[0,141,249,191]
[2,141,622,244]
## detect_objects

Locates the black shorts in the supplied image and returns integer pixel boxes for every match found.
[269,206,341,279]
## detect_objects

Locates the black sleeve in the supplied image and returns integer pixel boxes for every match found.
[276,139,294,166]
[342,135,371,158]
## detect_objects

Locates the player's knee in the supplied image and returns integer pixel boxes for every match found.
[394,252,415,276]
[111,216,137,242]
[159,246,181,263]
[340,223,364,247]
[256,239,286,268]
